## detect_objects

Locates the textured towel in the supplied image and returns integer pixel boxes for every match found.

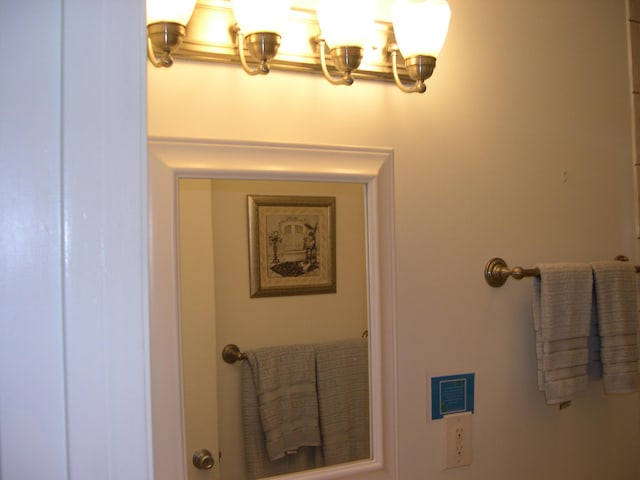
[241,358,322,480]
[244,345,321,462]
[315,338,370,466]
[587,296,602,378]
[591,261,639,394]
[532,263,593,405]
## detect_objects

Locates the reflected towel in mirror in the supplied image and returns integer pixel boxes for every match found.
[241,345,323,479]
[315,338,370,466]
[245,345,321,461]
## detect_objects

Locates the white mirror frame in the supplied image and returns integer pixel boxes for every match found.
[148,137,398,480]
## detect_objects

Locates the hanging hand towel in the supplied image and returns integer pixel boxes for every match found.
[532,263,593,405]
[244,344,322,462]
[591,261,639,394]
[315,338,370,466]
[241,359,322,480]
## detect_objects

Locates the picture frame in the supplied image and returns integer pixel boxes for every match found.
[248,194,336,298]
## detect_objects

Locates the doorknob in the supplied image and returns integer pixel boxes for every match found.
[192,449,215,470]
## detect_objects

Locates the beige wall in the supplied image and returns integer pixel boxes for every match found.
[209,179,367,349]
[149,0,640,478]
[628,0,640,233]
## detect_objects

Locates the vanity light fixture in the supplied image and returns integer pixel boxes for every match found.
[389,0,451,93]
[146,0,197,67]
[315,0,377,86]
[146,0,451,94]
[231,0,292,75]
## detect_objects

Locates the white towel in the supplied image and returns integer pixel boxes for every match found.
[591,261,639,394]
[532,263,593,405]
[244,345,321,461]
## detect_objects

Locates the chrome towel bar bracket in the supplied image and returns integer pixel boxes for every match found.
[222,344,247,364]
[484,258,540,287]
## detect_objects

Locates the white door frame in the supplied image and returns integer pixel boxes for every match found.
[61,0,151,479]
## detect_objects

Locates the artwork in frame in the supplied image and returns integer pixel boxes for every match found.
[248,194,337,298]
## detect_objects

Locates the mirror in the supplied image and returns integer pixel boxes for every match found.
[178,178,369,479]
[148,138,397,480]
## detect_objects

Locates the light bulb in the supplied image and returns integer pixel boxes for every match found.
[231,0,292,35]
[392,0,451,58]
[146,0,197,26]
[316,0,376,48]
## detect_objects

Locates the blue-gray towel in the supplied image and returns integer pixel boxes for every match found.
[591,261,639,394]
[245,345,321,461]
[241,354,322,480]
[315,338,370,465]
[532,263,592,405]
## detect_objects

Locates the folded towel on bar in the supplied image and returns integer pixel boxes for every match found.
[244,344,321,462]
[532,263,593,405]
[315,338,370,466]
[591,261,639,394]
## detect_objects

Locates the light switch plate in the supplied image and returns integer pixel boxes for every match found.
[443,411,472,469]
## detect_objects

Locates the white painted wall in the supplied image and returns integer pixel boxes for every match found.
[149,0,640,479]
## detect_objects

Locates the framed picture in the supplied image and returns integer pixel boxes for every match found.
[248,194,336,297]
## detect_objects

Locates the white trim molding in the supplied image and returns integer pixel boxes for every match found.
[148,137,399,480]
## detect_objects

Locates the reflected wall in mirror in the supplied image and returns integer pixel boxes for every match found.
[178,179,369,479]
[148,138,397,480]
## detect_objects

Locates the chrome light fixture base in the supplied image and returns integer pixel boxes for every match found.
[388,44,436,94]
[332,46,364,76]
[406,55,436,83]
[147,22,187,68]
[236,30,281,75]
[315,37,363,86]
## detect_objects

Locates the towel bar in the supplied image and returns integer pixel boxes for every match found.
[222,344,247,364]
[484,256,640,287]
[222,332,371,364]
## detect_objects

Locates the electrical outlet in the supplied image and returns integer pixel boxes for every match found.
[443,412,472,469]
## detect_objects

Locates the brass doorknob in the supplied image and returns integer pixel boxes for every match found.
[192,449,215,470]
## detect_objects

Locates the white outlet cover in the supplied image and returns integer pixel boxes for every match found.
[443,412,472,469]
